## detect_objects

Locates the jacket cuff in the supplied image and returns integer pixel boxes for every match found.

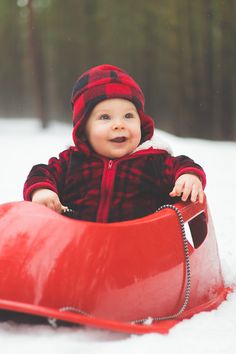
[23,182,58,201]
[175,167,206,189]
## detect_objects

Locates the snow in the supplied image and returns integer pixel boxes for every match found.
[0,118,235,353]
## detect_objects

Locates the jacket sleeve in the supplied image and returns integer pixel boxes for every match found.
[164,154,206,188]
[23,149,71,201]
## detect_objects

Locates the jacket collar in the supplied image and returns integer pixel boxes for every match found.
[132,137,173,155]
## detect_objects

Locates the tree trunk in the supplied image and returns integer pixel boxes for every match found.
[27,0,48,128]
[219,0,234,139]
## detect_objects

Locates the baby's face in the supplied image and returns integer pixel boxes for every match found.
[85,98,141,159]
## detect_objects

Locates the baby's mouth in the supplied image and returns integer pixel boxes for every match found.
[110,137,127,143]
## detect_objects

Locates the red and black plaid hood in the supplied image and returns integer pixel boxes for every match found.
[71,64,154,153]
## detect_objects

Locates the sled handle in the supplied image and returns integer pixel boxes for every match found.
[167,198,207,224]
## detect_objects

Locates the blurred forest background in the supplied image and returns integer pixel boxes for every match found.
[0,0,235,140]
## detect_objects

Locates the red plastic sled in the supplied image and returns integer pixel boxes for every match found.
[0,200,229,334]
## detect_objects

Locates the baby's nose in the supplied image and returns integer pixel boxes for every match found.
[112,117,125,129]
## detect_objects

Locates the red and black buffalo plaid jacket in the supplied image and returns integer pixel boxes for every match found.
[24,65,206,222]
[23,142,206,223]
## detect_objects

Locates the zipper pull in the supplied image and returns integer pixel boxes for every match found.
[108,160,113,169]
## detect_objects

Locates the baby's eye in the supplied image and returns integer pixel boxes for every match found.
[125,112,134,119]
[99,114,110,120]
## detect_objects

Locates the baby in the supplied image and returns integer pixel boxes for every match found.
[23,64,205,222]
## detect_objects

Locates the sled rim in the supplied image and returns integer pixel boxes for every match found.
[0,286,230,334]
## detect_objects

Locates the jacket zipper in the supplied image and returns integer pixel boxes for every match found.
[95,149,165,222]
[96,159,117,222]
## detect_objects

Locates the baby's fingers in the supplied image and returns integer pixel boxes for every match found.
[47,199,62,213]
[188,181,204,203]
[189,183,200,203]
[61,205,70,212]
[169,180,185,197]
[170,174,204,204]
[195,189,204,203]
[181,183,192,202]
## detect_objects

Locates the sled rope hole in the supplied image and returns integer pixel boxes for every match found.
[48,204,191,327]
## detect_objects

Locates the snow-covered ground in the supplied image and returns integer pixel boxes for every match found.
[0,118,235,353]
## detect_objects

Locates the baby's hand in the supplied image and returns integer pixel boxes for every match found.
[31,188,67,213]
[169,174,204,203]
